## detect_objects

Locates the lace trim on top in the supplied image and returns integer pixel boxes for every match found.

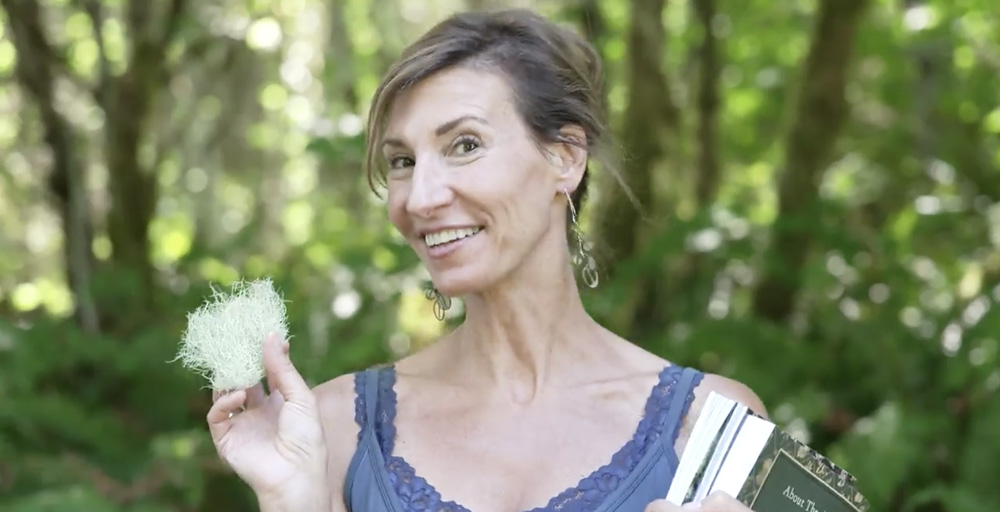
[355,365,701,512]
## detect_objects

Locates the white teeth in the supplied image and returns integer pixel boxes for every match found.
[424,227,481,247]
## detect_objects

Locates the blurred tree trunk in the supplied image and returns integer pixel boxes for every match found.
[4,0,192,325]
[1,0,99,334]
[670,0,722,319]
[191,43,246,251]
[100,0,189,294]
[592,0,679,334]
[568,0,610,136]
[576,0,606,45]
[326,0,359,114]
[751,0,870,323]
[255,153,288,261]
[565,0,611,77]
[595,0,674,265]
[693,0,721,207]
[371,0,405,73]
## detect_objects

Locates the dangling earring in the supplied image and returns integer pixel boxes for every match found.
[424,283,451,321]
[564,189,599,288]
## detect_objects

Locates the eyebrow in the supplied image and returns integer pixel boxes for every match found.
[382,115,489,149]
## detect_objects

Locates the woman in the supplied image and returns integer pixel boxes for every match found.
[207,8,767,512]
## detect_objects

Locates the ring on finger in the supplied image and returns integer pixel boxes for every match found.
[227,404,247,420]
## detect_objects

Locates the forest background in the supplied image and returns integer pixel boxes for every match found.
[1,0,999,510]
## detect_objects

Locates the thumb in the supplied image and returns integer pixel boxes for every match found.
[262,332,312,405]
[644,499,689,512]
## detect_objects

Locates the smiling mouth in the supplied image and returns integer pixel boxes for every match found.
[424,227,483,248]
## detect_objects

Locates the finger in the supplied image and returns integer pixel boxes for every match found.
[262,332,313,407]
[644,500,682,512]
[266,367,277,396]
[702,491,746,511]
[264,332,284,393]
[207,389,246,423]
[245,382,266,408]
[206,389,246,439]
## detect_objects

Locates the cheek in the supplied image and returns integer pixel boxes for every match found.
[480,150,548,196]
[386,184,411,231]
[503,158,554,213]
[482,163,555,241]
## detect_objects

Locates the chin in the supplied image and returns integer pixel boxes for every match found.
[429,266,495,298]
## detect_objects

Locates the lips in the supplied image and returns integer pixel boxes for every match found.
[424,226,483,247]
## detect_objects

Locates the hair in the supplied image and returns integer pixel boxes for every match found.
[363,8,624,219]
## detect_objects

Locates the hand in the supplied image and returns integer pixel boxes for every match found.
[645,492,753,512]
[207,333,329,509]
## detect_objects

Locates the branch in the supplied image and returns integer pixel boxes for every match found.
[130,0,187,59]
[163,0,187,41]
[124,0,189,86]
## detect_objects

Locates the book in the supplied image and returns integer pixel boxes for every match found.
[665,392,870,511]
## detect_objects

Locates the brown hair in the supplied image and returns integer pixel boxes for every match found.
[363,8,622,217]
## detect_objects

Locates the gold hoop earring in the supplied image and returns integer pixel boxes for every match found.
[424,284,451,321]
[563,189,599,288]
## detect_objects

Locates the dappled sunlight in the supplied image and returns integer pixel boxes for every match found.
[0,0,998,509]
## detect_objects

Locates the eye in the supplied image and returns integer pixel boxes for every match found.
[389,155,415,170]
[451,136,481,156]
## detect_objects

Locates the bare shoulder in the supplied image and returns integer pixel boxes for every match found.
[675,371,768,456]
[312,373,361,508]
[695,372,769,419]
[313,372,360,452]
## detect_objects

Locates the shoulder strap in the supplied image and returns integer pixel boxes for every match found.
[364,367,380,428]
[660,367,703,449]
[344,368,386,508]
[351,368,382,435]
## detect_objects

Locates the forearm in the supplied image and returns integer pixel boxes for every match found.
[258,497,333,512]
[256,485,334,512]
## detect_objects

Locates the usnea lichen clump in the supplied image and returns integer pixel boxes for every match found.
[175,278,289,391]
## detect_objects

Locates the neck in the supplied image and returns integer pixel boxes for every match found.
[453,235,600,403]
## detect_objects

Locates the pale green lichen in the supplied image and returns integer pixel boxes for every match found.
[174,278,289,391]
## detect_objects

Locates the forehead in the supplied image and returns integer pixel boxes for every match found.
[385,67,517,138]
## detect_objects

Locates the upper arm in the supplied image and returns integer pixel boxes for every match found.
[704,373,769,420]
[313,374,361,512]
[674,373,769,458]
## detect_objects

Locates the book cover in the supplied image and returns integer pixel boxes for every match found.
[738,430,869,512]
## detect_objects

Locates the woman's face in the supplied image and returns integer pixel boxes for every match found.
[382,66,580,297]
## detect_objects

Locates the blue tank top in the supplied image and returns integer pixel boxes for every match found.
[343,364,703,512]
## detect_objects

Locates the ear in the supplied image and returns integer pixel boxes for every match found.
[544,125,588,194]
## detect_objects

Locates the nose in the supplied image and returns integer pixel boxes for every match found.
[406,158,453,217]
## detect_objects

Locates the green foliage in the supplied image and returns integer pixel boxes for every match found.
[1,0,999,510]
